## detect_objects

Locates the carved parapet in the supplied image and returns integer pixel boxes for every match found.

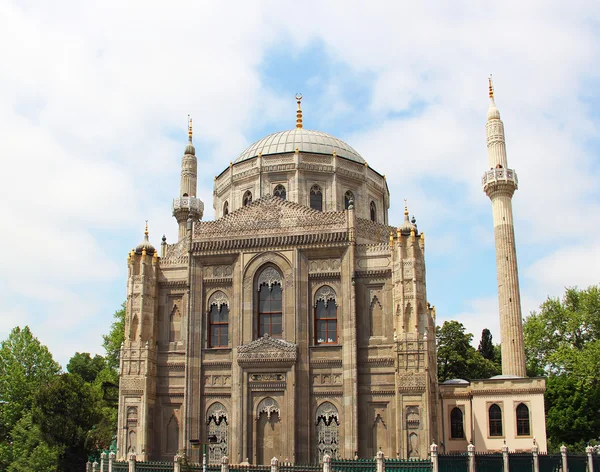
[237,335,297,367]
[172,196,204,220]
[482,168,518,197]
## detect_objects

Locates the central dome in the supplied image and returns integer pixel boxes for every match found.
[235,128,365,164]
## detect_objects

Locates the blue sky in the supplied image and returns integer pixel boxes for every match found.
[1,0,599,367]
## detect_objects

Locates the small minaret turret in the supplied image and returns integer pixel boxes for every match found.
[482,77,527,377]
[173,116,204,239]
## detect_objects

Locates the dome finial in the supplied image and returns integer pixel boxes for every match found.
[404,198,409,216]
[144,220,149,237]
[295,93,303,129]
[487,75,501,120]
[188,115,193,142]
[488,75,494,99]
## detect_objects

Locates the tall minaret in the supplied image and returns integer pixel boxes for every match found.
[482,78,527,377]
[173,116,204,239]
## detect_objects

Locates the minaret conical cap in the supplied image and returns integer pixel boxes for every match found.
[487,76,501,120]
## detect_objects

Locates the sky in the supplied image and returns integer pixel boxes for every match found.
[1,0,599,368]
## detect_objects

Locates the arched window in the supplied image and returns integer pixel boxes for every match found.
[314,286,338,344]
[207,403,228,463]
[208,292,229,348]
[344,190,354,210]
[516,403,530,436]
[243,190,253,206]
[489,404,503,436]
[316,402,340,460]
[370,201,377,222]
[310,185,323,211]
[166,415,179,454]
[273,184,286,200]
[257,267,283,338]
[223,201,229,216]
[450,407,465,439]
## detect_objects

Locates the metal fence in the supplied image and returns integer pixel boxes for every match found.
[280,462,322,472]
[385,459,432,472]
[331,459,376,472]
[594,455,600,472]
[538,453,561,472]
[474,453,503,472]
[135,462,175,472]
[508,453,533,472]
[229,465,271,472]
[112,462,129,472]
[438,454,469,472]
[566,455,587,472]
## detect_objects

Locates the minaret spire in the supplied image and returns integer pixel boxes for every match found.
[295,93,303,129]
[172,117,204,240]
[482,78,527,377]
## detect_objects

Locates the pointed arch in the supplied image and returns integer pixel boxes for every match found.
[169,305,181,342]
[489,404,503,436]
[310,184,323,211]
[370,201,377,222]
[130,315,139,340]
[256,397,281,465]
[369,295,383,337]
[516,403,530,436]
[344,190,355,209]
[208,291,229,348]
[314,286,338,344]
[316,402,339,460]
[273,184,286,200]
[207,403,228,463]
[166,415,179,454]
[223,201,229,216]
[243,190,252,206]
[257,267,283,339]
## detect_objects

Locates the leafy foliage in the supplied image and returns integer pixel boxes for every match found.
[67,352,107,383]
[524,285,600,450]
[103,302,126,372]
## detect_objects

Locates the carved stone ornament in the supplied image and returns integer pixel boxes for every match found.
[257,267,283,291]
[237,334,297,366]
[314,285,337,307]
[207,291,229,311]
[256,397,280,419]
[315,402,339,425]
[206,402,228,424]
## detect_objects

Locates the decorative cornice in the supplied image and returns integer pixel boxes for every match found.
[202,361,232,369]
[193,232,349,252]
[237,335,297,366]
[309,359,343,367]
[159,280,187,289]
[354,269,392,279]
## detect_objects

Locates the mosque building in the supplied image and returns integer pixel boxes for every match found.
[117,82,547,463]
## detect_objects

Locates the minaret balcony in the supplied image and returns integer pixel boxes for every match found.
[172,196,204,218]
[482,168,518,191]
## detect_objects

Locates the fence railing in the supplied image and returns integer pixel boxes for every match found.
[87,445,599,472]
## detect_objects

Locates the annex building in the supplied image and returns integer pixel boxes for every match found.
[117,84,547,463]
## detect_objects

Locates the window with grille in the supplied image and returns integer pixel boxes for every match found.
[258,283,282,338]
[516,403,530,436]
[273,184,286,200]
[209,304,229,348]
[450,407,465,439]
[315,299,337,344]
[310,185,323,211]
[489,404,503,436]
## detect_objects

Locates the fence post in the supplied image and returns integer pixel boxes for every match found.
[468,443,475,472]
[561,445,568,472]
[323,454,331,472]
[86,462,92,472]
[100,452,107,472]
[376,449,385,472]
[174,454,181,472]
[221,455,229,472]
[108,451,115,472]
[430,443,439,472]
[128,452,136,472]
[271,456,279,472]
[93,462,99,472]
[502,444,509,472]
[586,446,594,472]
[532,442,539,472]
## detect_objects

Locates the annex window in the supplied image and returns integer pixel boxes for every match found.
[489,404,503,437]
[273,184,286,200]
[516,403,530,436]
[243,190,253,206]
[450,407,465,439]
[257,267,283,338]
[344,190,354,210]
[207,403,228,463]
[223,201,229,216]
[314,286,338,344]
[310,185,323,211]
[370,201,377,222]
[316,402,340,460]
[208,291,229,348]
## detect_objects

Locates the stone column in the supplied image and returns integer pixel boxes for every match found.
[128,452,136,472]
[430,443,438,472]
[468,443,475,472]
[376,449,385,472]
[586,446,594,472]
[108,451,115,472]
[174,454,182,472]
[271,456,279,472]
[323,454,331,472]
[221,455,229,472]
[560,445,568,472]
[93,462,99,472]
[532,442,539,472]
[502,444,509,472]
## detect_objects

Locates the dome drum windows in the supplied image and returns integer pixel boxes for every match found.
[370,201,377,222]
[310,185,323,211]
[344,191,355,210]
[314,286,338,345]
[223,201,229,216]
[243,190,253,206]
[208,291,230,348]
[273,184,287,200]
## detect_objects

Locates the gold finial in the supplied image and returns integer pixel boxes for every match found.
[144,220,149,236]
[333,150,337,157]
[488,75,494,99]
[188,115,193,140]
[295,93,303,129]
[389,231,394,247]
[404,198,409,216]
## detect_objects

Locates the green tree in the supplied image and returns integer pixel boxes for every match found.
[524,285,600,450]
[0,326,61,470]
[33,373,101,471]
[478,328,495,360]
[102,302,126,372]
[6,412,59,472]
[67,352,106,383]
